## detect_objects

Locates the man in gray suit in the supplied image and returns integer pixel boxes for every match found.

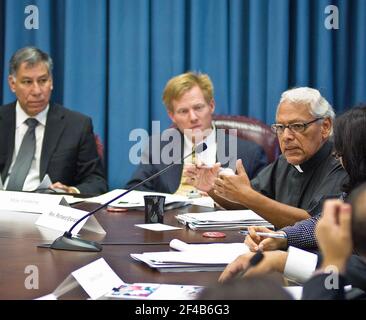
[0,46,107,195]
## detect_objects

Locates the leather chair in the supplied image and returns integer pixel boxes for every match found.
[212,114,280,163]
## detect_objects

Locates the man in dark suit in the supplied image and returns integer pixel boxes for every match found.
[0,46,107,195]
[125,72,267,194]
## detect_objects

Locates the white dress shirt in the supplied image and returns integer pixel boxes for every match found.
[4,101,49,191]
[182,126,217,166]
[284,246,319,284]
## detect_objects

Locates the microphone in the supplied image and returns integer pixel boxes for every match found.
[45,142,208,252]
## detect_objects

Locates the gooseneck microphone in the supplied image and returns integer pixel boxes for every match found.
[45,142,208,252]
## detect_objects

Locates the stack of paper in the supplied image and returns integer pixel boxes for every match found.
[175,210,274,230]
[85,189,192,210]
[104,283,204,300]
[130,239,249,272]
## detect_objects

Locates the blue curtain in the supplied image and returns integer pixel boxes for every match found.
[1,0,365,189]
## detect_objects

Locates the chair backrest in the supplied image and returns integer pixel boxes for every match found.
[212,114,280,163]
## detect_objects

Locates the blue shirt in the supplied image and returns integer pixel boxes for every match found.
[282,192,347,250]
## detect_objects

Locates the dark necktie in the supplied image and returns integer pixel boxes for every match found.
[6,118,39,191]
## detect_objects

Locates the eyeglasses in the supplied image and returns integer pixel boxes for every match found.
[332,151,342,160]
[271,118,324,134]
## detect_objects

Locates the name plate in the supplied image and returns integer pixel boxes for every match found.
[0,190,64,213]
[35,204,106,235]
[37,258,124,300]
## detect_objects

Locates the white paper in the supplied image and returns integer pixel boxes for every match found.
[84,189,124,204]
[105,283,203,300]
[135,223,182,231]
[71,258,124,300]
[36,174,53,191]
[169,239,249,254]
[181,210,266,222]
[133,251,233,264]
[284,284,352,300]
[35,204,90,235]
[64,195,86,204]
[134,242,249,264]
[52,275,79,298]
[35,293,58,300]
[169,239,191,251]
[0,190,64,213]
[190,196,215,208]
[149,284,203,300]
[110,190,190,208]
[284,286,303,300]
[84,189,191,208]
[83,215,106,234]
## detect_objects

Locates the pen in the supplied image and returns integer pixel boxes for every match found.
[239,230,287,239]
[235,250,264,279]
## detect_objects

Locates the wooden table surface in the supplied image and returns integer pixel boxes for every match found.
[0,202,244,299]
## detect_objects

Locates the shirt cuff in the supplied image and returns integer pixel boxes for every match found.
[284,246,318,284]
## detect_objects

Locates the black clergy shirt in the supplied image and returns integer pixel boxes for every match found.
[250,140,348,216]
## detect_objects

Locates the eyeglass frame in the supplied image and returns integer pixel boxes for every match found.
[271,117,324,134]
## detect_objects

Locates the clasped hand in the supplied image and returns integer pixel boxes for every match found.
[213,159,251,204]
[184,159,252,204]
[244,226,288,252]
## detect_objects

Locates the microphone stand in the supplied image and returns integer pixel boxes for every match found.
[45,143,207,251]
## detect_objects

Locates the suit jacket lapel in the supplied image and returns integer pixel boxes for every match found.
[216,132,237,170]
[0,103,16,182]
[40,103,66,180]
[165,129,184,193]
[167,163,183,193]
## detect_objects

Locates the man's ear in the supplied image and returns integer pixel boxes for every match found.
[209,99,215,114]
[321,117,332,139]
[168,110,175,124]
[8,75,16,93]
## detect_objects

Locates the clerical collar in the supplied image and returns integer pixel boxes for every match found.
[294,165,304,173]
[292,140,333,173]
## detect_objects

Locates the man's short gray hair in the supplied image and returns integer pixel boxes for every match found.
[9,46,53,78]
[278,87,335,120]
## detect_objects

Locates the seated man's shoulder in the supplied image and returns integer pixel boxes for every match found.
[235,137,269,162]
[52,103,91,122]
[236,136,264,150]
[0,102,15,111]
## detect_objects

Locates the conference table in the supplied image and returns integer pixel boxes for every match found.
[0,201,245,300]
